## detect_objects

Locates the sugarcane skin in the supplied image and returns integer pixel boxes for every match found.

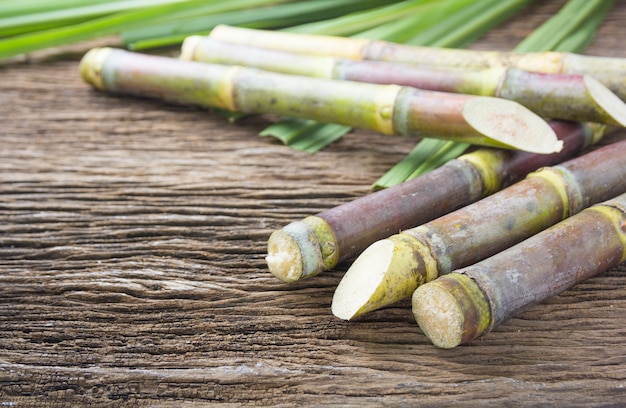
[302,216,339,272]
[498,69,626,127]
[206,26,563,71]
[482,200,626,328]
[383,233,438,288]
[82,47,241,111]
[454,196,626,347]
[593,201,626,265]
[271,154,487,283]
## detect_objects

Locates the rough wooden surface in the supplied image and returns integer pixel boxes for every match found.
[2,1,626,406]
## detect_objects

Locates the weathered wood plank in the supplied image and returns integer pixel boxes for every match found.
[2,1,626,405]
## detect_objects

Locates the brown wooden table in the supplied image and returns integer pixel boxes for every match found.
[2,1,626,406]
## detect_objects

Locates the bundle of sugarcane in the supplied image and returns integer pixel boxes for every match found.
[266,121,604,282]
[206,25,626,102]
[181,36,626,127]
[412,190,626,348]
[331,139,626,320]
[80,47,560,153]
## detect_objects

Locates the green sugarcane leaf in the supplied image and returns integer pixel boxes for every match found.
[552,0,614,53]
[371,139,448,189]
[259,119,350,153]
[355,0,474,43]
[124,0,396,48]
[515,0,609,52]
[373,140,471,189]
[285,0,436,37]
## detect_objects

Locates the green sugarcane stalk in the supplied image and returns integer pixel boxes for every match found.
[207,25,626,101]
[331,136,626,320]
[267,121,604,282]
[181,36,626,127]
[80,47,559,153]
[413,191,626,348]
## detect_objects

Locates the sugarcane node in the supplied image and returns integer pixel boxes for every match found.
[379,106,393,120]
[583,75,626,127]
[301,215,339,271]
[462,97,562,154]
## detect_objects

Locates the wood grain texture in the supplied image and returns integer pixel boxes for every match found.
[1,1,626,406]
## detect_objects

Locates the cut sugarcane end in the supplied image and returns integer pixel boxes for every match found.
[266,229,304,283]
[266,220,325,283]
[464,97,562,154]
[79,47,112,90]
[584,75,626,127]
[332,240,395,320]
[413,274,491,348]
[412,280,467,349]
[180,35,203,61]
[332,237,422,320]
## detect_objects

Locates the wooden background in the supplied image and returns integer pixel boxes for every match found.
[2,1,626,406]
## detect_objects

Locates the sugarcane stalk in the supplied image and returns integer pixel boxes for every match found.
[267,121,604,282]
[207,25,626,101]
[331,136,626,320]
[80,47,560,153]
[413,191,626,348]
[181,36,626,126]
